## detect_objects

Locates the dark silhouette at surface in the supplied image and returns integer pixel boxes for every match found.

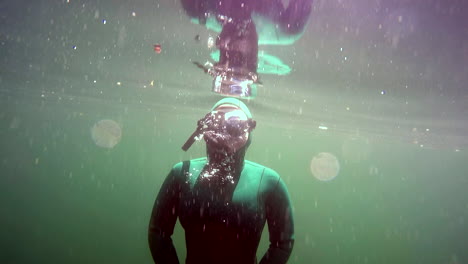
[181,0,313,98]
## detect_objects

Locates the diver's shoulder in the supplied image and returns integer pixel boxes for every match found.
[244,160,280,179]
[170,158,207,179]
[190,157,207,164]
[244,160,265,169]
[172,158,206,170]
[172,161,183,169]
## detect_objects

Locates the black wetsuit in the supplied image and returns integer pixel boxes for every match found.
[148,158,294,264]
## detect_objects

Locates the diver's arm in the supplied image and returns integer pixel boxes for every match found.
[260,177,295,264]
[148,168,181,264]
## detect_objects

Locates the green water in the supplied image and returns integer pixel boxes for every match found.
[1,0,467,263]
[1,89,467,263]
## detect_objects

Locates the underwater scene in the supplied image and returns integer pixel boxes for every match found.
[1,0,467,263]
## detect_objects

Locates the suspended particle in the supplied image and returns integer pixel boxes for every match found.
[102,19,107,24]
[153,44,162,54]
[207,36,215,49]
[380,90,386,95]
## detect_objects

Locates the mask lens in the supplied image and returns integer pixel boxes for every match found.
[209,109,249,136]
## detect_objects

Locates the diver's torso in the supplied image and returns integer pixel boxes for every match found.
[178,158,268,264]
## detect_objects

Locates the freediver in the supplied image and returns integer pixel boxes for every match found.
[148,98,294,264]
[182,0,313,98]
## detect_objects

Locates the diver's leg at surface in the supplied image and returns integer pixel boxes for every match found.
[255,0,313,36]
[180,0,212,24]
[279,0,313,35]
[210,18,259,98]
[216,19,258,76]
[180,0,256,25]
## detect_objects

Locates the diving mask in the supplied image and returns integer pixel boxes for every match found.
[181,106,256,151]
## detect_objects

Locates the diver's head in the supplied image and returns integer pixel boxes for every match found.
[181,98,256,156]
[204,98,255,155]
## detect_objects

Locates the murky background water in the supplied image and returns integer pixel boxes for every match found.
[1,0,467,263]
